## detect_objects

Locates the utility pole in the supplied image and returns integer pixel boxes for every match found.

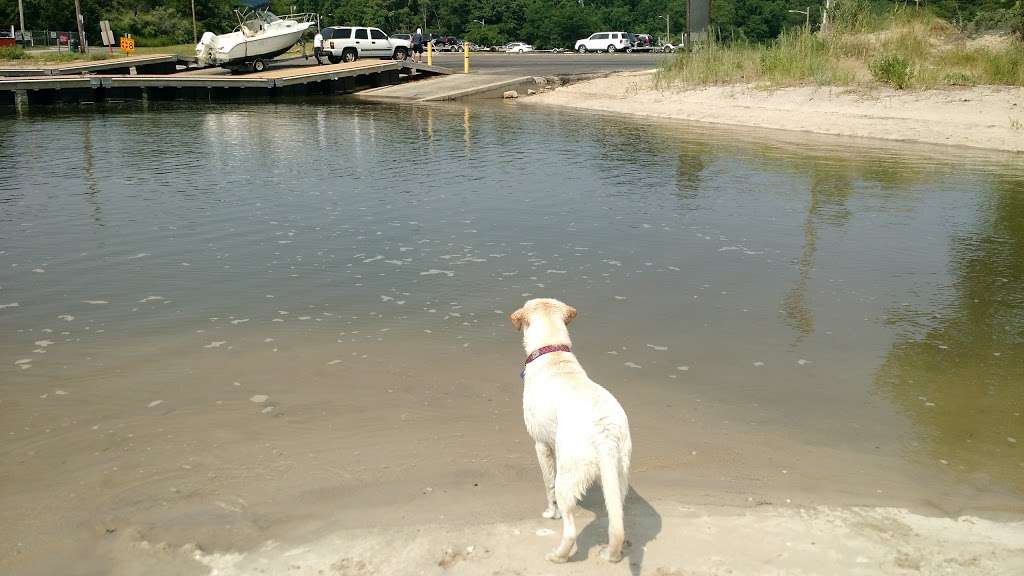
[663,14,670,43]
[685,0,691,51]
[821,0,833,34]
[191,0,198,44]
[74,0,86,53]
[17,0,25,44]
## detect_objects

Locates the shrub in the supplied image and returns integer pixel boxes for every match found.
[870,53,915,88]
[970,8,1017,34]
[943,71,977,85]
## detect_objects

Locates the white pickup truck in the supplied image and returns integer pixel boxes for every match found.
[321,26,410,63]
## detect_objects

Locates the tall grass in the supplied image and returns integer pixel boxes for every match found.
[658,3,1024,90]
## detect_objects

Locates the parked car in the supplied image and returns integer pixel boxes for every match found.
[575,31,632,53]
[434,36,464,51]
[448,38,465,52]
[321,26,411,63]
[505,42,534,53]
[628,33,657,52]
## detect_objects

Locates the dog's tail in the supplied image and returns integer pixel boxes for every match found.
[599,441,628,556]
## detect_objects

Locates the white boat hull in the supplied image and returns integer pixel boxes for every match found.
[196,13,314,69]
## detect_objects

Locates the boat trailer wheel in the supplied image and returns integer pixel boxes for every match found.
[252,59,266,73]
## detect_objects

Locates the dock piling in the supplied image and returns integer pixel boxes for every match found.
[14,89,27,113]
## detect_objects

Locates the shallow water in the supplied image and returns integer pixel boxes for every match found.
[1,101,1023,570]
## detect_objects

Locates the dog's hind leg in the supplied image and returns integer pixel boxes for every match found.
[598,451,626,562]
[545,476,579,563]
[534,442,560,519]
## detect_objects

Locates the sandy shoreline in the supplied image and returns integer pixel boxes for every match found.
[524,72,1024,152]
[3,331,1023,575]
[109,500,1024,576]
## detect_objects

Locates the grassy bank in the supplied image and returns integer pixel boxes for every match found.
[0,44,200,65]
[657,5,1024,89]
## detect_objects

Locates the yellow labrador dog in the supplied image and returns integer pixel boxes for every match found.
[510,298,632,563]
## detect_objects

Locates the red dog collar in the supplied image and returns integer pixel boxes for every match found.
[525,344,572,365]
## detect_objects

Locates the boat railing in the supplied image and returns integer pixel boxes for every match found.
[231,9,318,33]
[277,12,318,25]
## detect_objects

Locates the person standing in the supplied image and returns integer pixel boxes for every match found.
[412,28,424,63]
[313,29,324,65]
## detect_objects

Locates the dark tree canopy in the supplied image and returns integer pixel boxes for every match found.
[0,0,1017,48]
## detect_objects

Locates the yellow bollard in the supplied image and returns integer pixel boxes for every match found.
[463,42,469,73]
[427,42,432,66]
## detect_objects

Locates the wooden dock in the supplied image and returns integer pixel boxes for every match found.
[0,59,454,108]
[0,54,182,77]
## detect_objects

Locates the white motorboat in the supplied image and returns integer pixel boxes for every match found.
[196,4,316,72]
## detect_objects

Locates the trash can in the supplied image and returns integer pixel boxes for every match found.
[70,37,80,52]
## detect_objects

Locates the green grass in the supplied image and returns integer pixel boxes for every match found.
[0,46,28,60]
[0,43,200,65]
[0,46,122,64]
[657,7,1024,90]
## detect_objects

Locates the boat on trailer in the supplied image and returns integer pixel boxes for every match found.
[196,2,317,73]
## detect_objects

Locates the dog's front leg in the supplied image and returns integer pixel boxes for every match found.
[534,442,560,519]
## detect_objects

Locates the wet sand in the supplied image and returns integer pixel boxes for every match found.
[3,332,1022,575]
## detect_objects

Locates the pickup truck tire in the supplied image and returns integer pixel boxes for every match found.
[393,47,408,60]
[342,48,358,63]
[327,53,342,64]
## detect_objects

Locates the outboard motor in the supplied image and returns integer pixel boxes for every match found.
[195,31,217,67]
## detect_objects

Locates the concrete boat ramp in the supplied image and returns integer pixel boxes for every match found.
[357,73,552,102]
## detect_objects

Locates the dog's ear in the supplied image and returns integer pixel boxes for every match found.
[562,305,577,326]
[510,308,526,331]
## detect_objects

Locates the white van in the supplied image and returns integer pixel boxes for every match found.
[322,26,411,63]
[575,32,633,53]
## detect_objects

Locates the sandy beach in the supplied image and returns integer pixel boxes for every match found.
[113,501,1024,576]
[524,71,1024,152]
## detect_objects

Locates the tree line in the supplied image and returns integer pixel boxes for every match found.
[0,0,1018,48]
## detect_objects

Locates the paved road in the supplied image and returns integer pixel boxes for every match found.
[246,51,669,77]
[421,51,671,75]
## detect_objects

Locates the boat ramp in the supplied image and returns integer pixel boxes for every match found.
[0,54,455,109]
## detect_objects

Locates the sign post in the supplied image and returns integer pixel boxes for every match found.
[99,20,114,53]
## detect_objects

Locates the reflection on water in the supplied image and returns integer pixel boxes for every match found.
[877,174,1024,491]
[1,101,1022,500]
